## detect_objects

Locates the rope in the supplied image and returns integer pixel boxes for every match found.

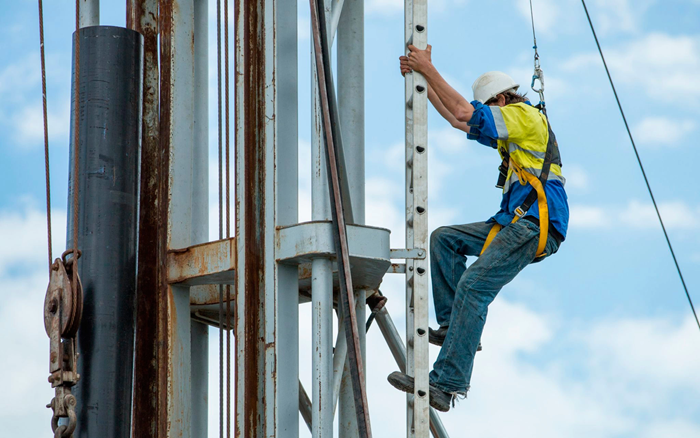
[581,0,700,332]
[217,0,224,436]
[71,0,81,293]
[38,0,52,270]
[224,0,231,435]
[529,0,539,61]
[529,0,545,105]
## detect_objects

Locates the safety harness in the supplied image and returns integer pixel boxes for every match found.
[480,109,562,259]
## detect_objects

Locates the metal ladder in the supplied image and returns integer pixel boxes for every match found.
[405,0,430,436]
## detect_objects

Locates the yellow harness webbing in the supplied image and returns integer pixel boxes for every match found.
[480,159,549,258]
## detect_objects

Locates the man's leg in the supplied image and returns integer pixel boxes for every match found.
[430,222,493,327]
[429,220,541,393]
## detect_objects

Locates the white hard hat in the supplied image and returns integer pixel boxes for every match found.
[472,71,520,104]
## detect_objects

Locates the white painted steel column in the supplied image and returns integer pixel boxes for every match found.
[312,257,333,437]
[78,0,99,27]
[405,0,430,436]
[311,0,333,223]
[311,0,334,437]
[191,0,209,436]
[337,0,366,435]
[163,0,197,435]
[235,0,299,435]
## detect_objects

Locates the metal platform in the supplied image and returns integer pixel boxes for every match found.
[186,221,391,323]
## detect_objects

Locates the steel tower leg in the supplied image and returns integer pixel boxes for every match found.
[311,0,334,436]
[159,0,200,435]
[235,0,299,436]
[128,0,162,436]
[191,0,209,435]
[337,0,366,434]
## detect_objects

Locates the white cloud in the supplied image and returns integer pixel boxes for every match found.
[0,271,57,436]
[11,102,71,147]
[563,164,590,191]
[619,199,699,230]
[0,53,42,103]
[429,127,468,154]
[580,315,700,392]
[298,138,313,223]
[0,203,67,275]
[366,0,466,16]
[633,116,696,147]
[298,16,310,41]
[590,0,655,35]
[361,297,700,438]
[569,200,700,231]
[569,204,610,229]
[365,0,405,15]
[564,33,700,104]
[0,53,72,149]
[515,0,562,35]
[0,203,70,436]
[366,176,405,247]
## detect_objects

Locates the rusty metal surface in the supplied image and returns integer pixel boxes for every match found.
[129,0,163,437]
[190,285,225,306]
[237,0,266,436]
[45,254,83,438]
[236,0,300,435]
[310,0,372,435]
[167,238,236,287]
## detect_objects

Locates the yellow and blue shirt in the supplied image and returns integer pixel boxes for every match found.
[467,100,569,240]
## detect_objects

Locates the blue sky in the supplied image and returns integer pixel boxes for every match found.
[2,0,700,436]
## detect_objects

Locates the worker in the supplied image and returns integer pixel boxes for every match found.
[388,44,569,412]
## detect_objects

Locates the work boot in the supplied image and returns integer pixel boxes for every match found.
[387,371,452,412]
[429,326,483,351]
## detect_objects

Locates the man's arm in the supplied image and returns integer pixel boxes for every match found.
[406,45,475,123]
[428,84,469,133]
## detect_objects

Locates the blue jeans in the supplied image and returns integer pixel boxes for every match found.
[428,219,560,393]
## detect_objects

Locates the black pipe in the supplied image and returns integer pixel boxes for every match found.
[67,26,143,438]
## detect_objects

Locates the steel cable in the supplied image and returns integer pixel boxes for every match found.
[224,0,231,435]
[529,0,538,54]
[70,0,82,326]
[217,0,224,436]
[38,0,52,271]
[581,0,700,332]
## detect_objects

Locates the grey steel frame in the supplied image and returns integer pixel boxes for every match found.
[120,0,449,435]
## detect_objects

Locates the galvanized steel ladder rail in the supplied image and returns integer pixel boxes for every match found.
[405,0,430,437]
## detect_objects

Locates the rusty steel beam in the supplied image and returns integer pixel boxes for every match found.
[310,0,372,436]
[237,1,266,435]
[236,0,299,436]
[127,1,163,437]
[167,238,236,286]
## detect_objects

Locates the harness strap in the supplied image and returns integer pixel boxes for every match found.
[480,113,560,258]
[511,159,549,256]
[480,223,502,256]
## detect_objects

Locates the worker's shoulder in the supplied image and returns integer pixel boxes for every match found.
[503,101,539,114]
[500,102,545,124]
